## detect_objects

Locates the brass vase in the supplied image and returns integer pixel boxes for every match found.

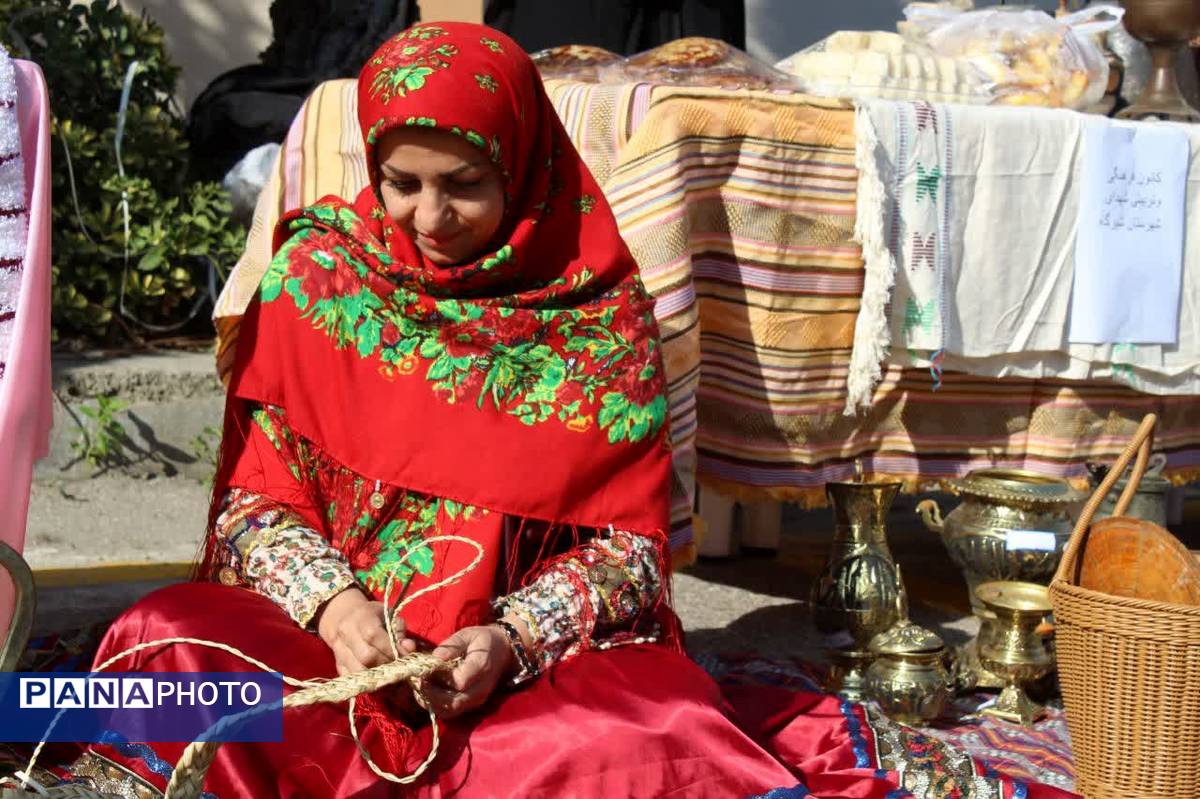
[976,581,1056,726]
[812,481,904,699]
[1117,0,1200,121]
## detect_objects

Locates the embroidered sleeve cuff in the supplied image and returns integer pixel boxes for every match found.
[286,564,357,629]
[492,529,665,674]
[215,488,358,629]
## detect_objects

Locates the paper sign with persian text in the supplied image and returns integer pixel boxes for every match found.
[1070,121,1189,344]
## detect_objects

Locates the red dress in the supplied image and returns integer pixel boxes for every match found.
[82,583,1074,798]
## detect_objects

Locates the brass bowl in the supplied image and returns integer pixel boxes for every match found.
[976,581,1055,726]
[976,580,1053,615]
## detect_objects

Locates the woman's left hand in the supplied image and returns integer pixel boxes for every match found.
[421,624,516,719]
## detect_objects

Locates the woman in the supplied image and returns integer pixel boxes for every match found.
[69,24,1074,799]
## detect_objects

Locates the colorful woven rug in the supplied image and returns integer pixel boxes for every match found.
[698,651,1076,794]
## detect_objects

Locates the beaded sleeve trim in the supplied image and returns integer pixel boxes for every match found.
[214,488,356,628]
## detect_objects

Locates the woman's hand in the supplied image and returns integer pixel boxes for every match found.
[316,588,417,676]
[421,618,531,719]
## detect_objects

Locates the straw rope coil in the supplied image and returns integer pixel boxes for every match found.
[6,536,484,799]
[1049,415,1200,799]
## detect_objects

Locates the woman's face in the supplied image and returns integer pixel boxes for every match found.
[376,127,506,267]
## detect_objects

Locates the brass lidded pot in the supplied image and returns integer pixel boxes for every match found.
[865,615,951,725]
[917,469,1085,617]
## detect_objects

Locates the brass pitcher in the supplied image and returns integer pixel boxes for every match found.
[812,481,904,697]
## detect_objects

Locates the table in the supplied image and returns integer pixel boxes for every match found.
[214,78,1200,555]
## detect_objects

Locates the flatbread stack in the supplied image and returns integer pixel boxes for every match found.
[622,37,790,90]
[531,44,623,81]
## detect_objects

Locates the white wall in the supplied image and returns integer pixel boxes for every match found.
[116,0,272,110]
[114,0,482,110]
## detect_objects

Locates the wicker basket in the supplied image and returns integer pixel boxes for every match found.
[1049,414,1200,799]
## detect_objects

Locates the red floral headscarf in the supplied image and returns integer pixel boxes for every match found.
[208,23,674,641]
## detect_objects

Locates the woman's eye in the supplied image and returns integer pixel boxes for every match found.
[388,179,419,193]
[453,178,482,190]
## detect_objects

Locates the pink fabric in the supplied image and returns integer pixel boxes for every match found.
[0,60,53,637]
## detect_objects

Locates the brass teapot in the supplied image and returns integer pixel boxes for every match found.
[917,470,1084,617]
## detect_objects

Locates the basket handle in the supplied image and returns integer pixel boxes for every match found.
[1052,413,1157,586]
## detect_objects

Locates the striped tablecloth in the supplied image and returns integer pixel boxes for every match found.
[213,78,1200,555]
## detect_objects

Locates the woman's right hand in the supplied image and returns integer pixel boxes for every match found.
[316,588,417,675]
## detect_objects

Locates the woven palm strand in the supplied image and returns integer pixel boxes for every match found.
[1050,414,1200,799]
[9,536,482,799]
[163,652,450,799]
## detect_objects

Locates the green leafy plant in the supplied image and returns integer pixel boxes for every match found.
[189,424,222,485]
[2,0,244,345]
[69,394,132,469]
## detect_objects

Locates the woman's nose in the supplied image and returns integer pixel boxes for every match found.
[414,188,452,234]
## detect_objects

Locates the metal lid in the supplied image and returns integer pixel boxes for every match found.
[954,469,1086,507]
[869,617,944,655]
[1110,473,1172,495]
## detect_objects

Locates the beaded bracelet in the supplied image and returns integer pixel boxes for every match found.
[494,618,539,681]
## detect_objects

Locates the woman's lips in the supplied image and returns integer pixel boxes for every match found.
[417,231,458,248]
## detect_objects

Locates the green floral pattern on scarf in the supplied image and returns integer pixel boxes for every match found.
[368,26,457,102]
[260,205,667,445]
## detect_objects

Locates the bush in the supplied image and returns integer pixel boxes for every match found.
[2,0,245,346]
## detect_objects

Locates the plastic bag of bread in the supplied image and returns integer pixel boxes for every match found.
[777,30,992,104]
[531,45,624,82]
[610,37,792,90]
[907,5,1124,109]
